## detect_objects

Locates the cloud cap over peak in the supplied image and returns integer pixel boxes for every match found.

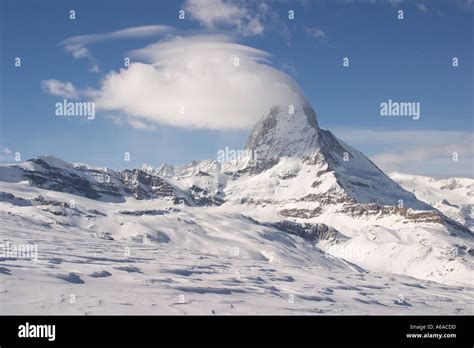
[93,35,306,130]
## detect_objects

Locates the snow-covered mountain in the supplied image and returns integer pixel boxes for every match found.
[390,172,474,231]
[0,104,472,314]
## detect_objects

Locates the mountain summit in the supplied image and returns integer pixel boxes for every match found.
[245,105,320,160]
[244,104,429,210]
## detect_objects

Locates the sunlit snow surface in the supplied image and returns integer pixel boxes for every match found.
[0,181,472,315]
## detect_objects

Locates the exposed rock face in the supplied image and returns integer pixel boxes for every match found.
[0,156,226,206]
[120,169,178,201]
[267,220,348,244]
[23,158,104,199]
[245,105,320,161]
[189,185,224,206]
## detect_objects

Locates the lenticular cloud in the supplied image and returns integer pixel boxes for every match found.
[93,35,306,130]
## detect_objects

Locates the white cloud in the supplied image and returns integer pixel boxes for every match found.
[0,146,15,163]
[63,44,101,73]
[457,0,474,10]
[305,27,327,40]
[128,119,157,131]
[64,44,91,59]
[389,0,404,7]
[333,129,474,177]
[41,79,80,100]
[258,2,291,45]
[281,62,297,75]
[61,25,173,46]
[416,3,428,13]
[89,64,101,73]
[61,25,172,73]
[1,147,13,155]
[371,143,472,167]
[92,35,305,130]
[334,129,473,147]
[184,0,264,36]
[63,43,100,73]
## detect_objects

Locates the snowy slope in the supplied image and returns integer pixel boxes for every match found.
[0,183,472,315]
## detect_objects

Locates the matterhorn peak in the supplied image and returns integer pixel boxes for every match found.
[245,104,321,161]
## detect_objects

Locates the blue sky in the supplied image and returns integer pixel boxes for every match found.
[0,0,472,177]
